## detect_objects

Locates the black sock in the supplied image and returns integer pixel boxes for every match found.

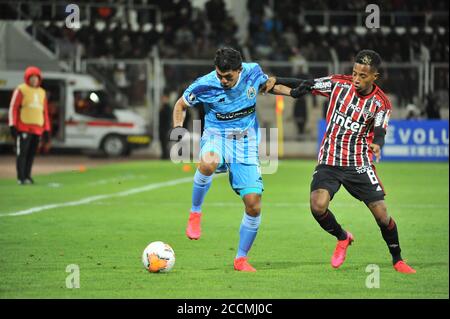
[379,217,402,264]
[312,209,347,241]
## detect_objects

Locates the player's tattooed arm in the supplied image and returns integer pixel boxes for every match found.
[263,76,300,93]
[172,97,188,128]
[270,84,294,96]
[260,77,276,94]
[261,77,299,96]
[264,77,315,98]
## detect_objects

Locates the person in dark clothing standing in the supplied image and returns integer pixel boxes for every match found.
[293,91,307,137]
[159,92,172,159]
[424,93,441,119]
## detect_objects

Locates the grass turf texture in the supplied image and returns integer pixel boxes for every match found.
[0,160,448,298]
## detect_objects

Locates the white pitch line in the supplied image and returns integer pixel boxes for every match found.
[3,174,446,217]
[0,176,194,217]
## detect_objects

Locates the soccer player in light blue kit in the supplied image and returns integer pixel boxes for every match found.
[172,48,282,272]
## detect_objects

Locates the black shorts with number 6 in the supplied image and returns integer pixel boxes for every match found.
[310,164,385,205]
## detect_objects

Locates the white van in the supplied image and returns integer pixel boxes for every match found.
[0,71,150,156]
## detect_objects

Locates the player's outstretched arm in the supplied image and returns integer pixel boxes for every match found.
[276,77,315,98]
[263,76,314,98]
[172,97,188,128]
[261,78,296,96]
[270,84,294,96]
[261,76,292,94]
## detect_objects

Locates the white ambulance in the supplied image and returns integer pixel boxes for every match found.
[0,71,150,156]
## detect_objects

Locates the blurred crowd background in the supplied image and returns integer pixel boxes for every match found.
[2,0,447,62]
[0,0,448,157]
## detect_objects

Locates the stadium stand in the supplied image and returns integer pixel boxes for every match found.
[0,0,448,156]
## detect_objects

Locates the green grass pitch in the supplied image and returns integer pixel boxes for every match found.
[0,160,448,298]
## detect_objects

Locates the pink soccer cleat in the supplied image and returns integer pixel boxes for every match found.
[234,257,256,272]
[186,212,202,240]
[331,232,354,268]
[394,260,416,274]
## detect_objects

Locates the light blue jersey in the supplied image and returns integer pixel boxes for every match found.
[182,62,268,131]
[182,62,268,195]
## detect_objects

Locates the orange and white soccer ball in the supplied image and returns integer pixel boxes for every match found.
[142,241,176,273]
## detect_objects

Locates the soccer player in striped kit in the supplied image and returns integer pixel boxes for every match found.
[268,50,416,274]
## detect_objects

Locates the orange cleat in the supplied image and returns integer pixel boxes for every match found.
[234,257,256,272]
[331,232,354,268]
[394,260,416,274]
[186,212,202,240]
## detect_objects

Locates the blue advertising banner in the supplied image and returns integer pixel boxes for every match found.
[317,120,449,162]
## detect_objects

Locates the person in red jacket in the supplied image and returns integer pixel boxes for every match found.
[8,66,51,185]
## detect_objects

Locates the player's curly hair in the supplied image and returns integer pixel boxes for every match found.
[355,50,382,71]
[214,47,242,72]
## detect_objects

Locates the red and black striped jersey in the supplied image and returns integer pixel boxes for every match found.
[312,74,392,167]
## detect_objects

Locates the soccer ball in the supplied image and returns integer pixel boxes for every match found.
[142,241,175,273]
